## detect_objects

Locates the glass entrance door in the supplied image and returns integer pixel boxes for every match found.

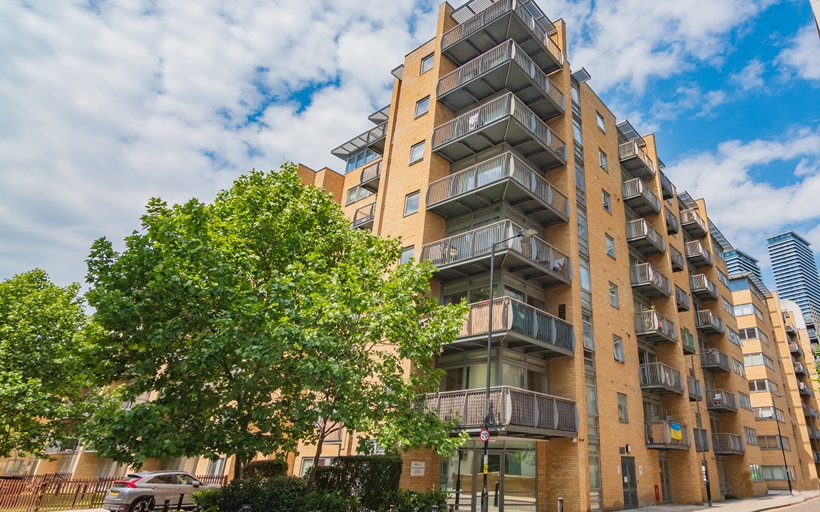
[441,448,475,511]
[659,455,673,502]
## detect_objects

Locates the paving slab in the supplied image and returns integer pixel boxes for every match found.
[637,490,819,512]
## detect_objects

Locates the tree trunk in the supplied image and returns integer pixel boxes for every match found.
[305,428,327,494]
[232,454,242,481]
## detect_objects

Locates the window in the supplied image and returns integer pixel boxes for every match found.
[583,313,595,351]
[95,459,128,478]
[717,269,730,288]
[754,406,785,422]
[345,185,374,205]
[420,53,434,74]
[415,96,430,117]
[722,297,735,317]
[727,329,742,347]
[751,464,765,482]
[749,379,779,396]
[300,457,333,477]
[602,190,611,213]
[409,141,425,164]
[738,392,752,410]
[573,120,583,145]
[744,352,774,370]
[404,191,420,216]
[762,466,796,481]
[732,358,746,377]
[400,246,414,264]
[744,427,758,446]
[599,150,608,172]
[596,112,606,132]
[206,458,226,476]
[617,393,628,423]
[760,436,790,450]
[605,234,616,258]
[578,209,589,255]
[609,283,619,308]
[734,302,765,320]
[613,335,625,363]
[345,147,379,173]
[739,327,769,345]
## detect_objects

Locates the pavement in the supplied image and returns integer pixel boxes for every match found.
[636,490,819,512]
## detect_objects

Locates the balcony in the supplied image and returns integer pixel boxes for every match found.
[789,342,803,357]
[712,433,745,455]
[696,310,725,335]
[622,178,661,216]
[359,160,381,192]
[688,377,703,402]
[626,219,666,256]
[808,427,820,440]
[814,451,820,464]
[795,362,808,375]
[690,274,719,301]
[630,263,671,299]
[799,382,812,397]
[706,389,738,413]
[44,438,80,454]
[675,286,691,312]
[432,92,566,170]
[437,39,564,120]
[680,208,709,238]
[685,240,713,268]
[659,170,675,200]
[694,429,710,452]
[665,207,680,235]
[441,0,564,74]
[351,202,376,230]
[645,421,690,450]
[446,296,575,358]
[805,405,819,419]
[331,122,386,160]
[426,152,568,225]
[670,245,685,272]
[425,386,578,438]
[682,328,697,355]
[640,362,684,395]
[419,220,571,286]
[701,348,731,373]
[634,310,677,345]
[619,141,656,179]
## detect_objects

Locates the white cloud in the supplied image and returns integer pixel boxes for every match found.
[666,126,820,264]
[731,58,766,91]
[776,23,820,82]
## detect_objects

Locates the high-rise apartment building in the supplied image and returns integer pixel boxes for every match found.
[725,249,762,280]
[766,231,820,325]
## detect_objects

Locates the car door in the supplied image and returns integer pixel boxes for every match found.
[175,473,200,507]
[146,474,178,507]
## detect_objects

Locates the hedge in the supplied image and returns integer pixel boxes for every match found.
[313,456,403,510]
[242,459,289,478]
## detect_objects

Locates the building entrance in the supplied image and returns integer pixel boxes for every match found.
[621,456,638,509]
[440,441,537,512]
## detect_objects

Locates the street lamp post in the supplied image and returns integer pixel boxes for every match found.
[691,353,712,507]
[482,227,538,512]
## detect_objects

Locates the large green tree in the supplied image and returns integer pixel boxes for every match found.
[84,164,467,479]
[0,269,88,458]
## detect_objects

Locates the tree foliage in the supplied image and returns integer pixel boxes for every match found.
[0,269,88,458]
[83,164,467,478]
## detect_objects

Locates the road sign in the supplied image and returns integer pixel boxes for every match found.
[479,429,490,442]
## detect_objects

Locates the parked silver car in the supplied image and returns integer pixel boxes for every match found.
[103,471,220,512]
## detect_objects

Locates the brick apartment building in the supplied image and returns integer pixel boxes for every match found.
[3,1,820,510]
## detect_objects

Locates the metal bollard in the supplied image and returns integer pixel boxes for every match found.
[162,500,170,512]
[558,497,564,512]
[177,494,184,510]
[449,505,455,512]
[389,506,396,512]
[432,506,438,512]
[241,505,251,512]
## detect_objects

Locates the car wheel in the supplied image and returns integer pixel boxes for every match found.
[130,497,155,512]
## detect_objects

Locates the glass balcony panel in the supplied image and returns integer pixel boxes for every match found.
[425,152,568,225]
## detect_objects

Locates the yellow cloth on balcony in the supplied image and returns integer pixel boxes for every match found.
[670,423,682,441]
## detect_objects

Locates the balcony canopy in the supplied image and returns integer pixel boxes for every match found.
[331,122,386,160]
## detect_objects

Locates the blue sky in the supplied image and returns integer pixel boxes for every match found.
[0,0,818,291]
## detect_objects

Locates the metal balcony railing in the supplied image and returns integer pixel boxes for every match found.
[694,428,710,452]
[626,219,666,255]
[696,310,725,334]
[670,245,685,271]
[685,240,713,267]
[431,92,566,164]
[351,202,376,230]
[331,122,387,160]
[681,328,697,355]
[455,296,575,355]
[701,348,731,373]
[814,451,820,463]
[437,39,564,113]
[795,362,808,375]
[630,263,671,298]
[665,207,680,234]
[425,152,568,223]
[359,159,381,192]
[425,385,578,435]
[789,342,803,356]
[659,170,675,200]
[419,219,571,284]
[645,421,690,449]
[688,377,703,402]
[675,286,691,312]
[712,433,745,455]
[442,0,563,68]
[639,362,684,394]
[798,382,812,396]
[680,208,708,237]
[634,310,677,344]
[690,274,719,301]
[706,389,738,412]
[619,141,656,178]
[622,178,661,215]
[808,427,820,440]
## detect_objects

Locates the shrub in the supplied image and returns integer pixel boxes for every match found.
[384,489,448,512]
[190,489,219,512]
[243,459,289,478]
[214,476,305,512]
[301,491,358,512]
[313,456,402,511]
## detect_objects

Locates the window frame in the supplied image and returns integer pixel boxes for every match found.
[617,393,629,423]
[613,335,625,363]
[605,234,616,259]
[415,96,430,118]
[404,191,420,217]
[608,282,619,309]
[596,112,606,133]
[409,141,426,165]
[599,149,608,172]
[400,246,415,264]
[420,53,435,74]
[602,190,611,213]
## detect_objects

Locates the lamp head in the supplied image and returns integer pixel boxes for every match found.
[519,228,538,237]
